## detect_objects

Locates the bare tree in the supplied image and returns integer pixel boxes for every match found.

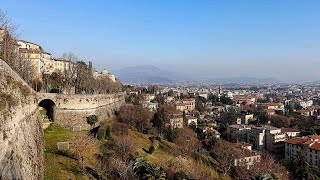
[48,71,64,92]
[117,105,153,132]
[0,10,35,85]
[110,157,136,180]
[114,136,136,161]
[211,140,241,175]
[62,52,78,94]
[69,133,99,171]
[250,153,289,180]
[175,128,201,157]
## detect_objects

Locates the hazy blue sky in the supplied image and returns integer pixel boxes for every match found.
[2,1,320,82]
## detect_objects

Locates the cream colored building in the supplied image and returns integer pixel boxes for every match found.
[17,40,42,50]
[42,58,73,75]
[257,103,285,110]
[228,125,300,152]
[94,69,117,82]
[19,48,44,75]
[175,98,196,112]
[241,114,254,125]
[17,40,55,76]
[176,103,187,112]
[183,98,195,111]
[285,135,320,165]
[142,102,158,112]
[170,114,184,129]
[234,148,261,169]
[186,115,197,127]
[233,143,261,170]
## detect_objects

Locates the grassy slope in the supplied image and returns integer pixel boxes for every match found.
[44,123,229,179]
[44,124,97,180]
[129,130,229,180]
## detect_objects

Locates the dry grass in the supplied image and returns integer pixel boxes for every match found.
[44,123,99,180]
[128,130,228,180]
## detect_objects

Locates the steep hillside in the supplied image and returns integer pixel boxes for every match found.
[0,60,44,179]
[43,121,229,180]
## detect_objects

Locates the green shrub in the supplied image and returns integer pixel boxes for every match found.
[103,150,115,158]
[44,123,65,133]
[149,146,155,154]
[39,108,47,116]
[98,128,106,140]
[106,126,111,137]
[86,115,98,128]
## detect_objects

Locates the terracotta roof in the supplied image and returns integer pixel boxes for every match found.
[285,137,308,144]
[295,109,310,113]
[266,109,275,113]
[310,143,320,151]
[286,135,320,145]
[258,103,284,107]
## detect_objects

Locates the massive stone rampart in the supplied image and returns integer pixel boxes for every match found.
[0,60,43,179]
[0,59,125,179]
[37,92,125,129]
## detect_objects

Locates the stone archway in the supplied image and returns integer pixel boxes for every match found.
[38,99,56,121]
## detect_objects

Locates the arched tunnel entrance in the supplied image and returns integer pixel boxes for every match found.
[39,99,56,121]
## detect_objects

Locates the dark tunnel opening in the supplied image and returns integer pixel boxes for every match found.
[38,99,56,121]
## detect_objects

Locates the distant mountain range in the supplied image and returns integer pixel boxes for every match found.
[114,65,280,84]
[208,77,281,84]
[113,65,174,84]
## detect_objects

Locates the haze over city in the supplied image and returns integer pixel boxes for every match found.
[3,1,320,179]
[2,0,320,82]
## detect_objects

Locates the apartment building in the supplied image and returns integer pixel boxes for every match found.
[228,124,299,152]
[285,135,320,165]
[227,124,252,142]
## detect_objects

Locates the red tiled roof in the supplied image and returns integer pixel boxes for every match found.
[295,109,310,113]
[286,135,320,145]
[285,137,308,144]
[266,109,275,113]
[310,142,320,151]
[258,103,284,107]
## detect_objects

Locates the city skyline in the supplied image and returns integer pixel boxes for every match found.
[2,0,320,82]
